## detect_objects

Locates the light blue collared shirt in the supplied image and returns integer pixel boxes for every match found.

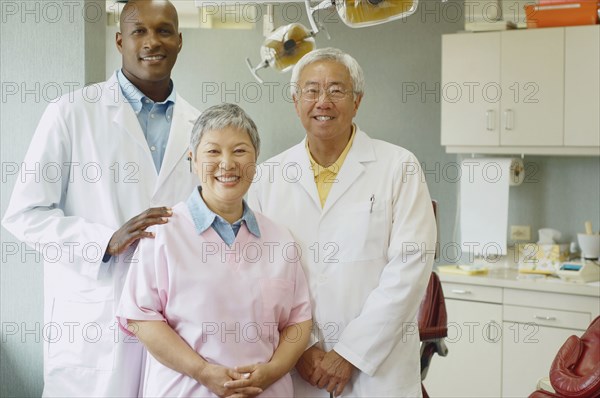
[186,187,261,246]
[117,69,176,172]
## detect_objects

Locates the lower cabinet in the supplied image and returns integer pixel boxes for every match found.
[424,286,502,397]
[423,282,598,397]
[500,289,596,396]
[502,322,581,397]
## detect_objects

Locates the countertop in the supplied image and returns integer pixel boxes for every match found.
[435,266,600,297]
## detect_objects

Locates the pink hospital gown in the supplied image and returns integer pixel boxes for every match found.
[117,202,312,397]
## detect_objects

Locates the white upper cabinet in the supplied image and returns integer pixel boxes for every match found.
[442,26,600,155]
[564,25,600,147]
[500,29,564,146]
[441,32,501,146]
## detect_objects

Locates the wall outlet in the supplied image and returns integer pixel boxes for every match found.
[510,225,531,241]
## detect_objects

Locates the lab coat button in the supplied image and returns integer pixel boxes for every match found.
[150,146,156,151]
[318,274,327,284]
[150,114,155,119]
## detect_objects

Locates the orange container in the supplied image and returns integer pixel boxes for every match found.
[525,1,599,28]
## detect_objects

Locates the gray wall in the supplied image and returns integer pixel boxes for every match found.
[1,0,599,395]
[0,0,105,396]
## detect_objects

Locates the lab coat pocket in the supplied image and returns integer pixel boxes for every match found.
[327,200,390,262]
[47,298,116,370]
[259,278,294,329]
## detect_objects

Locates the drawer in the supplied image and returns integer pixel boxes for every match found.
[504,288,599,316]
[443,282,503,303]
[504,304,591,330]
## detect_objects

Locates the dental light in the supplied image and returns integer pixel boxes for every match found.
[245,0,421,82]
[193,1,444,83]
[245,23,316,83]
[305,0,420,32]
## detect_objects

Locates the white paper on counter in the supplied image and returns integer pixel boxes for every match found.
[460,158,516,256]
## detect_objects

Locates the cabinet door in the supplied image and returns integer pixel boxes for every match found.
[424,299,502,397]
[502,322,581,397]
[500,29,565,146]
[564,25,600,147]
[441,33,501,146]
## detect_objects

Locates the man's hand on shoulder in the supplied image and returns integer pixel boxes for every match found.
[105,207,172,257]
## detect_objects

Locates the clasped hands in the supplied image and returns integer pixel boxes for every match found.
[295,346,355,397]
[195,361,282,398]
[195,347,354,397]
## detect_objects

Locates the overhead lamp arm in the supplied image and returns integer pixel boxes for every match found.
[245,58,267,84]
[305,0,334,34]
[263,4,275,36]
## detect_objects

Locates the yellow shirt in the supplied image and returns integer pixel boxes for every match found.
[306,126,356,208]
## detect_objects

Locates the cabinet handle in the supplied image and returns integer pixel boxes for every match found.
[533,315,557,321]
[451,289,472,294]
[504,109,514,131]
[486,110,495,131]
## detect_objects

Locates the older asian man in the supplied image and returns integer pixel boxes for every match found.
[249,47,437,397]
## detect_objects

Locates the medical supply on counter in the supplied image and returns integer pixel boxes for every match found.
[557,259,600,283]
[518,228,570,275]
[578,221,600,260]
[437,264,489,276]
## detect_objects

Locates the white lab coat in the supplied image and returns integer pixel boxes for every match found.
[248,129,436,397]
[2,72,200,397]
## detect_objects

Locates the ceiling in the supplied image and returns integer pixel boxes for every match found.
[105,0,259,29]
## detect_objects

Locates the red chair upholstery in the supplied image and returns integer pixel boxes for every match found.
[418,271,448,398]
[418,200,448,398]
[529,316,600,398]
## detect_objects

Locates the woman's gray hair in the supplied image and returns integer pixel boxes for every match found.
[290,47,365,98]
[190,103,260,160]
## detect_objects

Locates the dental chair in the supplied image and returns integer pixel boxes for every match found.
[418,200,449,398]
[529,316,600,398]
